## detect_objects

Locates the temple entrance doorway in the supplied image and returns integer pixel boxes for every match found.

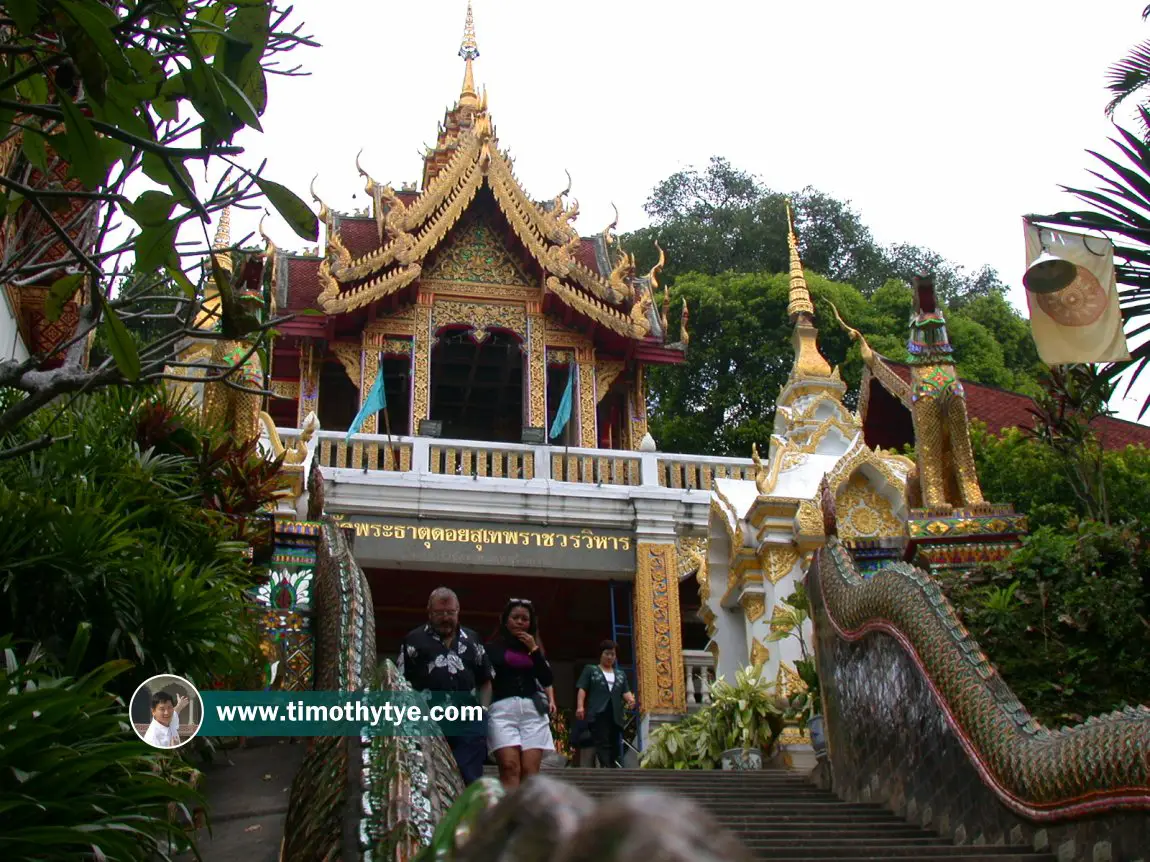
[428,329,523,443]
[366,569,628,713]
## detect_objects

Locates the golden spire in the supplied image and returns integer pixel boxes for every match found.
[458,1,479,109]
[211,206,232,275]
[783,199,831,379]
[786,200,814,320]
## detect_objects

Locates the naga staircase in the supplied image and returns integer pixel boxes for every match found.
[512,767,1055,862]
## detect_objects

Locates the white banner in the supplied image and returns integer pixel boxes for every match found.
[1022,220,1130,364]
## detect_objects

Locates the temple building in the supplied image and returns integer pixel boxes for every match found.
[263,4,686,451]
[252,4,716,746]
[169,4,1150,753]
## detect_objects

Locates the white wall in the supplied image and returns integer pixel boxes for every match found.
[1,288,28,362]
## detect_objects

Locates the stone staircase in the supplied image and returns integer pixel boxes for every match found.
[530,768,1058,862]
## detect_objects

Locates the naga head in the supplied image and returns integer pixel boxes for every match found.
[907,274,954,364]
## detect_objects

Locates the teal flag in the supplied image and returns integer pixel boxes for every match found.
[346,362,386,442]
[549,363,575,441]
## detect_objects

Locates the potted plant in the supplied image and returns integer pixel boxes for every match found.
[766,585,827,760]
[638,663,784,770]
[709,663,785,769]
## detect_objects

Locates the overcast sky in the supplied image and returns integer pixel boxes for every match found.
[230,0,1149,421]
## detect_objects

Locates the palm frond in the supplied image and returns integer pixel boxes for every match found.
[1105,40,1150,117]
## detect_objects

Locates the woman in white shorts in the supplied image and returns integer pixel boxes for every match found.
[485,598,555,788]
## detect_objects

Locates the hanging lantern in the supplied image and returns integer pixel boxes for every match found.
[1023,250,1079,295]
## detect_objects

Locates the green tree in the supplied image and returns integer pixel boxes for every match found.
[648,271,1040,456]
[0,0,319,453]
[621,155,1007,303]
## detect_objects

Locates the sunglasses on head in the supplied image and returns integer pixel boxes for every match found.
[508,598,533,606]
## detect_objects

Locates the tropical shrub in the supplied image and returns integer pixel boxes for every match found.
[949,520,1150,725]
[0,387,269,701]
[0,627,203,861]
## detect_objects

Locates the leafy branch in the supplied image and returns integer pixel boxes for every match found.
[0,1,320,451]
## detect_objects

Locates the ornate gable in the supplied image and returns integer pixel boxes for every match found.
[423,210,533,286]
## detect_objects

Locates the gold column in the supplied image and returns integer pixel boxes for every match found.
[634,542,686,714]
[412,303,432,429]
[298,340,320,427]
[360,346,380,435]
[526,311,546,430]
[577,349,597,448]
[629,365,648,450]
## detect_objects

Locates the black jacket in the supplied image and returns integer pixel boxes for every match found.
[487,638,553,703]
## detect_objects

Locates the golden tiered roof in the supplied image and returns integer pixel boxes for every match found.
[305,2,665,343]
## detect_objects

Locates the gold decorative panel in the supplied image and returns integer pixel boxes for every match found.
[543,313,592,349]
[422,279,535,302]
[431,299,527,344]
[271,380,299,400]
[836,472,906,540]
[741,593,766,623]
[762,545,800,585]
[298,341,319,426]
[776,661,808,698]
[629,367,648,450]
[359,349,380,435]
[596,359,625,403]
[331,344,361,389]
[364,307,415,342]
[750,638,770,667]
[413,304,432,426]
[381,338,412,357]
[526,313,546,429]
[578,360,597,447]
[635,543,685,714]
[423,211,533,286]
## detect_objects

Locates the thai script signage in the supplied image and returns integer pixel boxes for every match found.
[334,515,636,573]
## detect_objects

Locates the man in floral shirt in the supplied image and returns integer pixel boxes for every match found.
[398,587,493,784]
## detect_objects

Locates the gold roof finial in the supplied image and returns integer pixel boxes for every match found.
[786,199,814,321]
[309,175,332,226]
[458,1,479,109]
[783,199,832,380]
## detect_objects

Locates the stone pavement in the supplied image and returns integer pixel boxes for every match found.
[179,738,306,862]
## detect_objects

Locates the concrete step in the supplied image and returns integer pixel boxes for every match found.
[726,832,943,845]
[481,767,1057,862]
[715,825,941,838]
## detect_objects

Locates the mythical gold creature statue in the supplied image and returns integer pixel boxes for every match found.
[831,275,985,512]
[201,339,265,444]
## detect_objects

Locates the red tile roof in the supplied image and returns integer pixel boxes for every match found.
[573,237,602,275]
[282,256,322,312]
[877,361,1150,451]
[336,217,380,260]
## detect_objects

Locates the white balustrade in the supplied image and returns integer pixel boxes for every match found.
[284,428,754,491]
[682,649,716,710]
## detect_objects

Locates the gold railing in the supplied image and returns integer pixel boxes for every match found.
[657,457,757,491]
[550,451,641,485]
[429,444,535,479]
[317,437,413,472]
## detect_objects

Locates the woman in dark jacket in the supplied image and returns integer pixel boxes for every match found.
[486,598,555,788]
[575,639,635,768]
